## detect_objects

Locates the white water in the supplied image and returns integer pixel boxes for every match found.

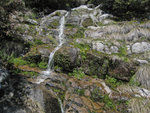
[36,12,68,84]
[42,12,68,75]
[58,98,65,113]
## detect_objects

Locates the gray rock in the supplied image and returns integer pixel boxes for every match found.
[136,59,149,65]
[26,19,38,25]
[135,65,150,90]
[22,35,34,42]
[132,42,150,53]
[92,41,105,52]
[110,46,118,53]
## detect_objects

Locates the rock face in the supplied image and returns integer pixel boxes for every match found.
[1,4,150,113]
[132,42,150,53]
[135,65,150,90]
[0,74,61,113]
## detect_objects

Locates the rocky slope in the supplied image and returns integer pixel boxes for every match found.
[0,3,150,113]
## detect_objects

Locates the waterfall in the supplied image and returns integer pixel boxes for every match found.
[42,12,68,75]
[58,98,65,113]
[36,12,68,84]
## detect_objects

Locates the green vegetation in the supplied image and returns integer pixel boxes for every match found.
[68,26,85,39]
[34,39,44,45]
[54,65,62,72]
[74,89,85,96]
[129,75,140,86]
[9,57,28,67]
[69,68,85,79]
[74,43,90,60]
[105,75,122,88]
[116,46,129,62]
[118,46,127,57]
[48,20,59,29]
[38,62,47,69]
[91,87,116,110]
[82,18,93,27]
[102,95,116,110]
[20,71,38,76]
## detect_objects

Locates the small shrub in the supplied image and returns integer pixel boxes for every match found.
[21,71,38,76]
[74,89,85,96]
[129,75,140,86]
[34,39,44,45]
[69,68,85,79]
[38,62,47,69]
[9,57,28,67]
[29,63,37,67]
[105,75,122,88]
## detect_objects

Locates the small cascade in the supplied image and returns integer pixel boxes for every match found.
[36,12,68,84]
[43,12,68,75]
[58,98,65,113]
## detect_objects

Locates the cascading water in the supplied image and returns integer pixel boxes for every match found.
[36,12,68,84]
[43,13,68,75]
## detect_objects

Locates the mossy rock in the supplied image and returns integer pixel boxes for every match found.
[82,53,108,78]
[54,47,81,72]
[82,18,94,27]
[108,58,137,81]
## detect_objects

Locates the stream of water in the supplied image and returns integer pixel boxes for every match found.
[43,13,68,75]
[36,12,68,80]
[35,12,68,113]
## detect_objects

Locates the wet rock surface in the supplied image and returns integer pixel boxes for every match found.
[0,4,150,113]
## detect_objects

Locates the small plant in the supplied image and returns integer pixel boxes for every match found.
[29,63,37,67]
[21,71,38,76]
[105,75,121,88]
[38,62,47,69]
[129,75,140,86]
[34,39,44,45]
[74,43,90,60]
[74,89,85,96]
[69,68,85,79]
[54,65,62,72]
[9,57,28,67]
[118,46,127,57]
[69,27,85,39]
[91,87,103,101]
[102,95,116,110]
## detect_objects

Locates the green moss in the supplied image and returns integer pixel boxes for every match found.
[118,46,127,57]
[48,20,59,29]
[74,43,90,60]
[20,71,38,76]
[34,39,44,45]
[129,75,140,86]
[102,95,116,110]
[54,65,62,72]
[91,87,103,101]
[74,89,85,96]
[69,68,85,79]
[91,87,116,110]
[38,62,47,69]
[97,22,105,26]
[82,18,94,27]
[52,88,65,101]
[105,75,122,88]
[29,63,37,67]
[47,35,58,45]
[9,57,28,67]
[69,27,85,39]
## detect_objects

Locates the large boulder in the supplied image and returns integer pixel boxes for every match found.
[54,46,81,72]
[134,65,150,90]
[0,74,61,113]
